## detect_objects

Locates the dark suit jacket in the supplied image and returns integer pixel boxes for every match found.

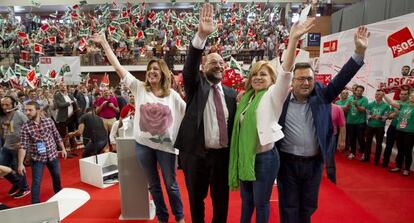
[74,90,93,113]
[54,92,79,123]
[174,44,237,157]
[277,57,364,161]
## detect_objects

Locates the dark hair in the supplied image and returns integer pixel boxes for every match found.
[1,95,18,108]
[402,65,410,70]
[114,89,122,96]
[28,89,36,94]
[355,85,365,91]
[293,62,315,74]
[85,107,94,113]
[17,91,26,98]
[25,101,40,110]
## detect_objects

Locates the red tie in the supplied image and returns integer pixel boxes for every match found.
[212,85,228,147]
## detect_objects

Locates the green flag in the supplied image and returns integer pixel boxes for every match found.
[111,31,122,43]
[15,64,29,76]
[79,28,90,37]
[118,17,130,24]
[228,57,243,74]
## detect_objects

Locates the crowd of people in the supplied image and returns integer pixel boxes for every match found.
[0,2,288,71]
[333,76,414,177]
[1,2,413,223]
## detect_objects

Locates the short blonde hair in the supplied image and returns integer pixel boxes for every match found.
[245,61,277,91]
[144,59,171,97]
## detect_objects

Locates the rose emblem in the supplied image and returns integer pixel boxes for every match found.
[139,103,173,138]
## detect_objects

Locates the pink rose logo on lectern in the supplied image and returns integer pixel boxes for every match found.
[387,27,414,58]
[139,103,173,144]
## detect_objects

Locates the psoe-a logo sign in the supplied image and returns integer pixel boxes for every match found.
[322,40,338,53]
[387,27,414,58]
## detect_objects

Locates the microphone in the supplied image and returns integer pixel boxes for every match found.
[5,107,19,113]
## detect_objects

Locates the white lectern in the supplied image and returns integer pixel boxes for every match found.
[116,138,155,220]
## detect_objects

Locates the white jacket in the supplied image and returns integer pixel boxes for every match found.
[256,67,292,146]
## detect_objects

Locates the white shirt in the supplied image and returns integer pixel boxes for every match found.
[84,94,90,110]
[121,71,186,154]
[62,93,74,117]
[192,34,230,149]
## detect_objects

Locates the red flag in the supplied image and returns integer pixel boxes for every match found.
[175,38,181,47]
[122,11,129,18]
[101,73,110,86]
[34,43,43,54]
[26,69,39,89]
[137,16,145,23]
[40,24,50,32]
[21,38,30,46]
[147,11,156,22]
[10,78,23,91]
[49,69,57,79]
[58,30,65,40]
[107,25,117,34]
[78,38,87,52]
[139,47,146,57]
[71,12,79,20]
[136,30,144,40]
[48,36,56,45]
[248,28,256,38]
[20,50,30,61]
[18,32,28,39]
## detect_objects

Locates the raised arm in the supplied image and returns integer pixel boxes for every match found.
[323,26,369,102]
[91,32,127,79]
[383,92,400,109]
[183,3,216,98]
[282,17,315,72]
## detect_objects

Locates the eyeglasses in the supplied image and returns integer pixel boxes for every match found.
[294,76,314,83]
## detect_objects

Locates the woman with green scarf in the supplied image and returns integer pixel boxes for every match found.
[228,18,316,223]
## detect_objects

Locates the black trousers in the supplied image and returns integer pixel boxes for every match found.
[180,149,229,223]
[383,124,397,166]
[395,130,414,170]
[347,123,366,155]
[364,126,385,162]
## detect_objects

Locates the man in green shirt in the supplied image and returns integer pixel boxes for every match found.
[382,89,409,167]
[362,90,390,164]
[336,90,349,108]
[384,91,414,176]
[344,85,368,160]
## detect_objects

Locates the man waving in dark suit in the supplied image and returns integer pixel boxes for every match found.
[174,4,237,223]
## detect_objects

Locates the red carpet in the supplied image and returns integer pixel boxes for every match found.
[1,152,413,222]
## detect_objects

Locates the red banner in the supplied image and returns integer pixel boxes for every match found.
[387,27,414,58]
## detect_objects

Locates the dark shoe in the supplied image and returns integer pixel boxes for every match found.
[390,167,401,172]
[373,161,379,166]
[8,185,19,196]
[382,163,388,168]
[13,189,31,199]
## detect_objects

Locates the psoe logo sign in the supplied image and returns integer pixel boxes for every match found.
[387,27,414,58]
[40,57,51,64]
[322,40,338,53]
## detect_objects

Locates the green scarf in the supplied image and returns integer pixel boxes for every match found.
[229,89,266,190]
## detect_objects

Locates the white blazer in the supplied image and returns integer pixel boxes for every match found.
[256,67,292,146]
